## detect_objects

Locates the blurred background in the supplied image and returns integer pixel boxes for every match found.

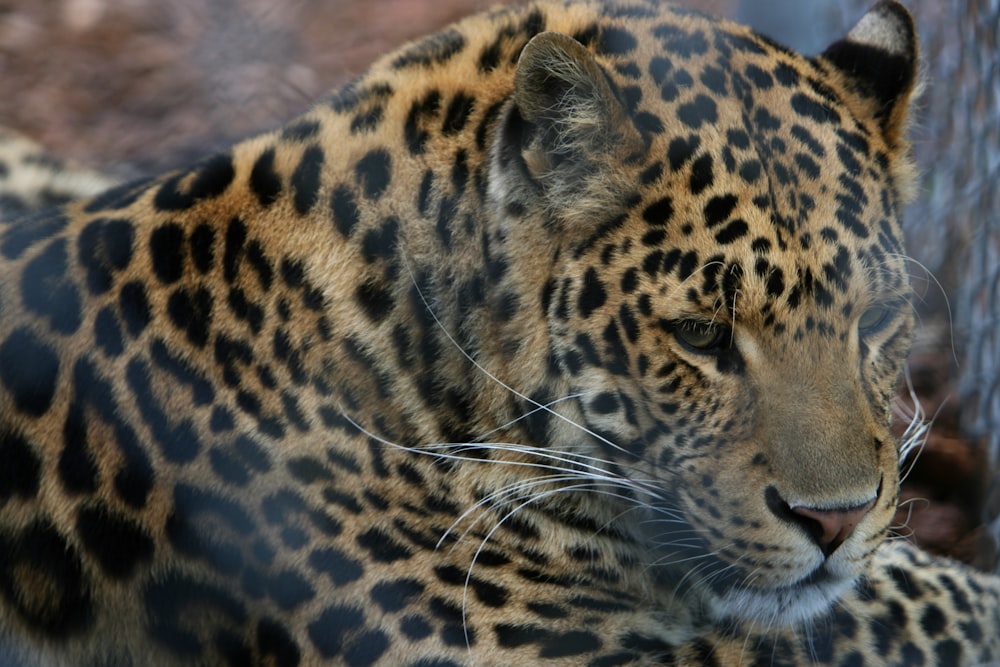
[1,0,997,568]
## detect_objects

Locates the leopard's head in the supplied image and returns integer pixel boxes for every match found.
[487,1,919,626]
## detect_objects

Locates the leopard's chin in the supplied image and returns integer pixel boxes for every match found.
[706,564,857,628]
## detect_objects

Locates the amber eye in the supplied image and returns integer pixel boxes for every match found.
[858,306,892,335]
[674,320,729,353]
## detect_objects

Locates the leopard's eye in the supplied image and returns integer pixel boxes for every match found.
[858,306,892,335]
[674,320,729,353]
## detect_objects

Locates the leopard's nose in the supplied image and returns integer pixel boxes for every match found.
[788,500,876,556]
[765,485,877,557]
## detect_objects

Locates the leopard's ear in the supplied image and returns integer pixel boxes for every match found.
[820,0,919,151]
[494,31,643,228]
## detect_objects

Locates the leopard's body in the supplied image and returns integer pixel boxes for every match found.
[1,1,999,665]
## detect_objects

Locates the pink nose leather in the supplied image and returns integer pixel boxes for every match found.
[791,499,876,556]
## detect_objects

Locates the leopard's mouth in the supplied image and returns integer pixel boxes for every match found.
[645,524,857,628]
[795,561,837,588]
[696,547,843,596]
[640,498,865,627]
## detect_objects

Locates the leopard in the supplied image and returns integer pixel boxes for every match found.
[0,129,119,219]
[1,1,999,665]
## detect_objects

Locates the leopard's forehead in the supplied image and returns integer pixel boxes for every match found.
[606,88,905,327]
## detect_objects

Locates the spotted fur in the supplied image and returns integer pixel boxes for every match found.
[1,1,999,665]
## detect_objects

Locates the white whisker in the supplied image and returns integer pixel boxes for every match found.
[889,252,958,366]
[400,258,643,460]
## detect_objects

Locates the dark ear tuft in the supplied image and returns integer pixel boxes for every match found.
[821,1,919,147]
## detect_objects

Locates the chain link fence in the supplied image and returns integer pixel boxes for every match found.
[886,0,1000,561]
[935,0,1000,559]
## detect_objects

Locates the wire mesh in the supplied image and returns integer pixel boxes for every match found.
[933,0,1000,555]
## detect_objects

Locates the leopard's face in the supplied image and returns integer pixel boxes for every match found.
[489,12,916,626]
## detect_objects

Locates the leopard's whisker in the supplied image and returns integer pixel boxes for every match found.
[401,257,644,462]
